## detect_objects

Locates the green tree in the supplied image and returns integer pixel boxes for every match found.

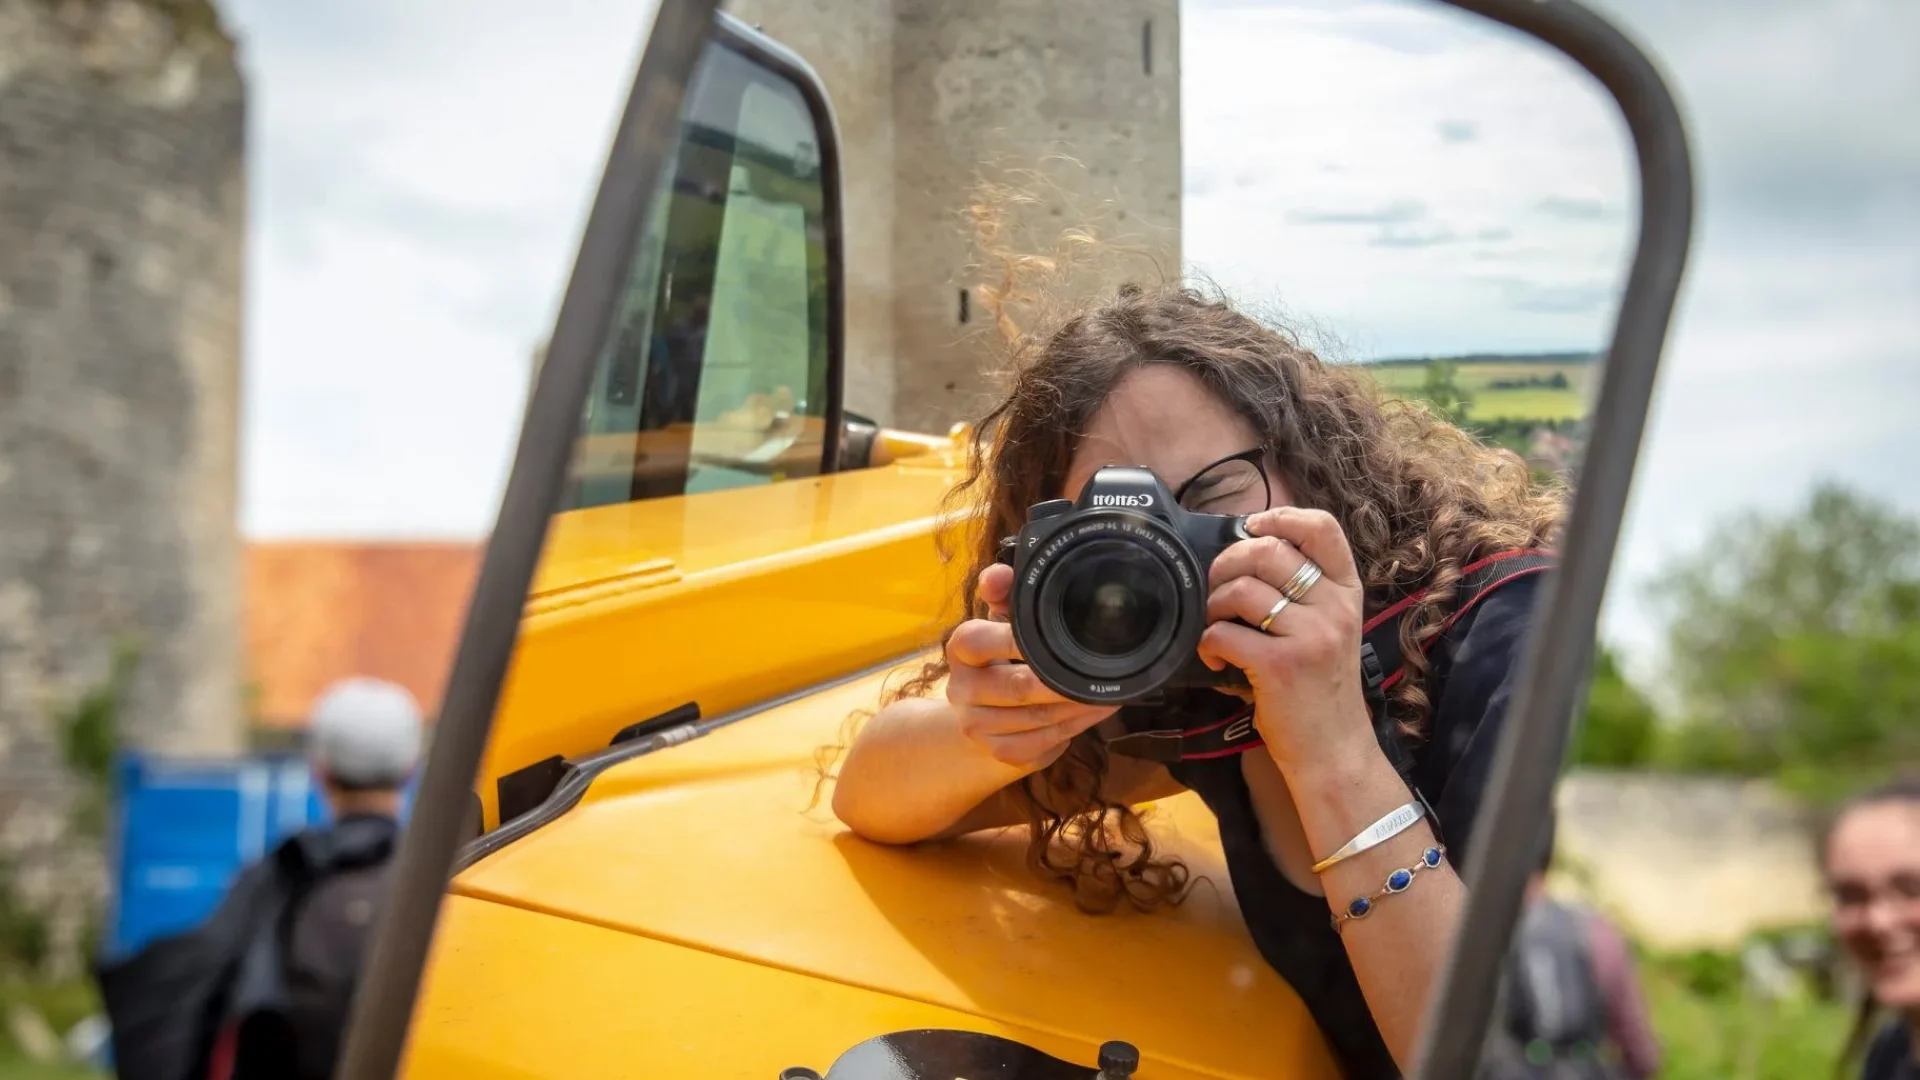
[1415,357,1474,426]
[1649,482,1920,792]
[1574,645,1660,767]
[55,639,138,840]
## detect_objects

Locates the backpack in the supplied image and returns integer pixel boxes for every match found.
[277,859,393,1080]
[224,815,397,1080]
[1479,897,1618,1080]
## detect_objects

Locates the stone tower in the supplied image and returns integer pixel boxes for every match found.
[0,0,245,947]
[719,0,1182,433]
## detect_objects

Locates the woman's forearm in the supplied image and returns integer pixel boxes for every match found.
[1279,739,1465,1073]
[831,696,1036,845]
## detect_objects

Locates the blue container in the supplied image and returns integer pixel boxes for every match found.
[101,750,415,962]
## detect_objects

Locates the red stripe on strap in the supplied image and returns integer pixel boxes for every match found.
[1179,706,1255,738]
[1378,561,1553,690]
[1361,548,1554,634]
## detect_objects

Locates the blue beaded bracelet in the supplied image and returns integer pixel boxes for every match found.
[1330,845,1447,933]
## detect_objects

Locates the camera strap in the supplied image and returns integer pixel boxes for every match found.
[1106,549,1556,766]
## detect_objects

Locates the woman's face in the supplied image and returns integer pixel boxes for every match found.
[1063,366,1294,515]
[1827,798,1920,1012]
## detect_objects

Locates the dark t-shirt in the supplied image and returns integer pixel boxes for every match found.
[1864,1021,1918,1080]
[1159,571,1545,1079]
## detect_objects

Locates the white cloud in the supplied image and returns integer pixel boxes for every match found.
[1181,0,1635,359]
[221,0,1920,695]
[223,0,655,538]
[1182,0,1920,689]
[1580,0,1920,681]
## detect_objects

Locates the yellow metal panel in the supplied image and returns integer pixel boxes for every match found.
[477,456,975,828]
[403,894,1339,1079]
[435,665,1340,1079]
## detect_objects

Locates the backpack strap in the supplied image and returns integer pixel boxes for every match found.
[1108,549,1555,764]
[1361,549,1557,701]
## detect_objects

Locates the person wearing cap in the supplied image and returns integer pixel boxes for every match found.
[96,677,424,1080]
[258,677,423,1078]
[305,675,425,820]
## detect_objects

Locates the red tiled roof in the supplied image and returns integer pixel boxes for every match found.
[244,541,482,728]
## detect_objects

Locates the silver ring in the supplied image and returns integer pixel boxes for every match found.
[1280,559,1324,603]
[1258,594,1292,633]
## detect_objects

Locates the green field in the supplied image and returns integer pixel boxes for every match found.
[0,979,102,1079]
[1639,949,1855,1080]
[1362,352,1595,424]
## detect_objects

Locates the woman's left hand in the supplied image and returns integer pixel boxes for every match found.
[1197,507,1376,769]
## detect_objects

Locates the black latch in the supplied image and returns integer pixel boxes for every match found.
[611,701,699,746]
[496,755,573,826]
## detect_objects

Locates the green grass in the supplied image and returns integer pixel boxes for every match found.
[0,980,103,1080]
[1639,953,1854,1080]
[0,1053,102,1079]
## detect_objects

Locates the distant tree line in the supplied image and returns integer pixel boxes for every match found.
[1487,371,1571,391]
[1398,356,1920,800]
[1402,357,1579,458]
[1571,483,1920,806]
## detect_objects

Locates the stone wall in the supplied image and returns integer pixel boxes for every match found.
[1551,770,1831,951]
[0,0,246,965]
[720,0,899,427]
[890,0,1182,434]
[720,0,1182,433]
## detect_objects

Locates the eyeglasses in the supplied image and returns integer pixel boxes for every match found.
[1831,872,1920,916]
[1171,447,1271,516]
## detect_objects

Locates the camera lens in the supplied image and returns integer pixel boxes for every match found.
[1041,539,1179,668]
[1062,563,1163,658]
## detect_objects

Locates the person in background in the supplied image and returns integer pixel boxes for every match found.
[1480,816,1661,1080]
[1825,776,1920,1080]
[253,676,424,1080]
[96,676,422,1080]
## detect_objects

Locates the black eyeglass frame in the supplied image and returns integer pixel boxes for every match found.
[1170,446,1271,513]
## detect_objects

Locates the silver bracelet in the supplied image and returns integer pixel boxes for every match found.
[1310,799,1427,875]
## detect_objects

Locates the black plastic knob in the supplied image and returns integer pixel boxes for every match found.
[1097,1040,1140,1078]
[1029,498,1075,520]
[778,1068,824,1080]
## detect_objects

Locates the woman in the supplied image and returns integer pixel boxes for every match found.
[830,279,1563,1078]
[1826,777,1920,1080]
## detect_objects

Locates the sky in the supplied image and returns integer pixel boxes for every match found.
[218,0,1919,683]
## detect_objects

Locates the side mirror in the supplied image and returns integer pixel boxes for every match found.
[839,411,882,470]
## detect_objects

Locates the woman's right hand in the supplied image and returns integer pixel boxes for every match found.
[945,563,1119,772]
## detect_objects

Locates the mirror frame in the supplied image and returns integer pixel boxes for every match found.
[1409,2,1693,1076]
[334,0,1696,1077]
[332,1,727,1075]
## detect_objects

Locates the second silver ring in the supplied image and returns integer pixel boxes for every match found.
[1258,594,1292,633]
[1280,559,1325,603]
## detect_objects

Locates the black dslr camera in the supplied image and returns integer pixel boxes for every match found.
[996,465,1254,705]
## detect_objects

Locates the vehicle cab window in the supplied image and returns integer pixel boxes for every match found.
[566,39,834,510]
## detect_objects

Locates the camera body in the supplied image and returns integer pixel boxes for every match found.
[998,465,1254,705]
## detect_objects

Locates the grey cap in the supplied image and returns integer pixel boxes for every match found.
[308,677,424,789]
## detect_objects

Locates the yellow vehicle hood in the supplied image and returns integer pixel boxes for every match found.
[475,447,971,829]
[408,665,1340,1079]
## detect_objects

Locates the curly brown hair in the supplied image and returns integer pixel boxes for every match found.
[826,181,1567,917]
